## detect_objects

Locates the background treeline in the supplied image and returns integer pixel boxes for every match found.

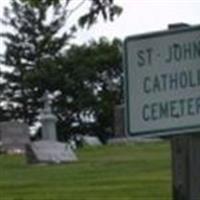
[0,0,123,141]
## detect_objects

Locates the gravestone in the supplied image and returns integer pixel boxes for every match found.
[82,135,102,147]
[26,91,78,164]
[114,104,126,138]
[0,121,29,154]
[40,91,57,141]
[26,141,77,164]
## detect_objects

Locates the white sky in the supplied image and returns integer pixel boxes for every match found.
[0,0,200,53]
[74,0,200,43]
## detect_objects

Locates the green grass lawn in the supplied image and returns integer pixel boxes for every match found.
[0,141,172,200]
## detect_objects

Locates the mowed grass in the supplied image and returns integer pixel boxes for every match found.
[0,141,172,200]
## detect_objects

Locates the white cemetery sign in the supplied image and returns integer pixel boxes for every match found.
[124,25,200,137]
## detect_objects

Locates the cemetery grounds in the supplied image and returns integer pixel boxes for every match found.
[0,141,171,200]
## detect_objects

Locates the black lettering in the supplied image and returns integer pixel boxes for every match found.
[146,48,153,65]
[169,73,178,90]
[183,43,192,60]
[160,74,167,91]
[187,98,195,116]
[153,76,161,93]
[165,45,173,63]
[143,76,151,93]
[137,50,145,67]
[159,101,169,119]
[142,104,150,121]
[179,99,185,116]
[193,41,200,58]
[179,71,188,89]
[151,103,158,120]
[173,43,182,61]
[170,100,179,118]
[188,70,196,88]
[196,97,200,114]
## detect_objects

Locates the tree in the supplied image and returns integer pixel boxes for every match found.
[26,38,122,141]
[53,38,123,141]
[0,0,71,124]
[0,0,122,141]
[21,0,122,28]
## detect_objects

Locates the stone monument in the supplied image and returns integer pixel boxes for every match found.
[0,121,29,154]
[40,91,57,141]
[26,91,77,164]
[82,135,102,147]
[114,104,126,138]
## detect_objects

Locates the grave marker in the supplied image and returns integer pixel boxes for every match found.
[26,91,77,164]
[0,121,29,154]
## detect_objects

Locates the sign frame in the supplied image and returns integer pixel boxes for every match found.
[124,25,200,137]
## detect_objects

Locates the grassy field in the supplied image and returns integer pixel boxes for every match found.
[0,141,172,200]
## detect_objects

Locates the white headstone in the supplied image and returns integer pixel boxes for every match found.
[26,91,78,164]
[26,141,77,164]
[40,90,57,141]
[83,136,102,146]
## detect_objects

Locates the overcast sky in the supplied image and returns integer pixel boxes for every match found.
[77,0,200,42]
[0,0,200,53]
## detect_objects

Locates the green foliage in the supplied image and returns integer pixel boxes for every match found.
[77,0,122,28]
[21,0,59,7]
[0,0,70,124]
[21,0,122,28]
[0,142,171,199]
[27,38,122,140]
[57,38,123,139]
[0,0,122,139]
